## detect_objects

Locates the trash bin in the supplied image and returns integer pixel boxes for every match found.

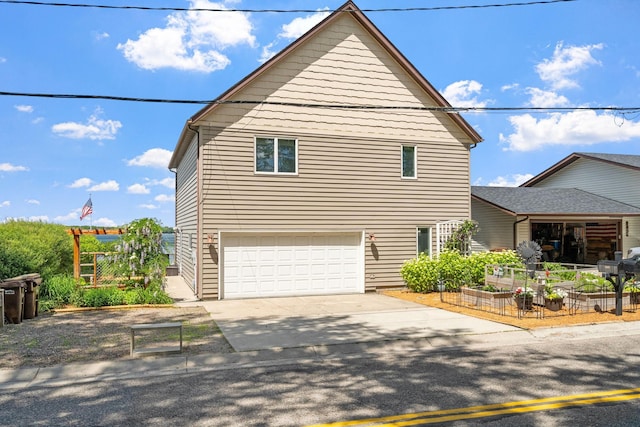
[12,274,41,319]
[0,281,25,324]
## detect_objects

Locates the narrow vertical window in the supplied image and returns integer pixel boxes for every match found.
[417,227,431,256]
[256,138,275,172]
[402,145,416,178]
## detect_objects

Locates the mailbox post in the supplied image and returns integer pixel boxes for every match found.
[597,251,640,316]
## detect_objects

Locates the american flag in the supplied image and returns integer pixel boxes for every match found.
[80,197,93,220]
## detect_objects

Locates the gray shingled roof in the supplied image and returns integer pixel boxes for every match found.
[576,152,640,169]
[472,186,640,215]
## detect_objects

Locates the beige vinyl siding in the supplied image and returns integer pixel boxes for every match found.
[198,15,473,143]
[471,199,515,251]
[623,216,640,254]
[515,216,531,246]
[175,135,198,292]
[532,158,640,208]
[199,128,470,298]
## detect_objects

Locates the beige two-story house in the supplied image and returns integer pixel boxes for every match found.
[168,1,482,300]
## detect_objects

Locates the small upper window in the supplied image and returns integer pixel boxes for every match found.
[255,137,297,174]
[402,145,417,178]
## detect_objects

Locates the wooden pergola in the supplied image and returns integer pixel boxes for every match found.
[67,228,125,279]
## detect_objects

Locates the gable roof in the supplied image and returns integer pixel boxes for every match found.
[471,186,640,216]
[521,152,640,187]
[169,0,482,169]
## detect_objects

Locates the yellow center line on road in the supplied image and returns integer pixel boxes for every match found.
[306,387,640,427]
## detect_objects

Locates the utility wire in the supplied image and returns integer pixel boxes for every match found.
[0,0,578,13]
[1,90,637,113]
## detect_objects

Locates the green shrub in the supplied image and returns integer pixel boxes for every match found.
[39,274,81,308]
[400,250,524,293]
[543,262,577,280]
[0,220,73,281]
[78,286,124,307]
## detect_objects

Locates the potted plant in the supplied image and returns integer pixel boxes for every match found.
[513,286,536,310]
[543,284,568,311]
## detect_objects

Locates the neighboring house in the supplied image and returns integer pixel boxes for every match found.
[472,152,640,264]
[168,1,482,300]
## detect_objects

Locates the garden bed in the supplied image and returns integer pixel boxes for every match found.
[461,287,513,310]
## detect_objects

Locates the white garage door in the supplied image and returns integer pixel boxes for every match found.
[221,233,363,299]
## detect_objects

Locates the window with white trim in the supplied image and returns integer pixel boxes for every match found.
[402,145,417,178]
[255,137,298,174]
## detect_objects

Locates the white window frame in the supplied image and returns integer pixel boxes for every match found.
[255,137,299,175]
[401,145,417,179]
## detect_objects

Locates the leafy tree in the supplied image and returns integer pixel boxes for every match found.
[112,218,168,284]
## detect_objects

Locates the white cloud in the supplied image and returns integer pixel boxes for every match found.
[535,42,603,90]
[259,42,277,63]
[69,177,92,188]
[94,31,110,40]
[259,9,330,63]
[52,108,122,140]
[500,110,640,151]
[139,203,158,209]
[88,180,119,191]
[0,201,10,207]
[501,83,519,92]
[28,215,49,222]
[279,9,330,39]
[127,148,173,169]
[145,177,175,188]
[127,183,150,194]
[54,210,82,223]
[487,174,534,187]
[442,80,489,109]
[93,217,118,227]
[155,194,175,203]
[526,88,570,108]
[15,105,34,113]
[0,57,6,63]
[0,163,28,172]
[117,0,255,72]
[26,199,40,205]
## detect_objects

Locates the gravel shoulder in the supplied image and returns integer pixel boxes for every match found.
[0,306,233,369]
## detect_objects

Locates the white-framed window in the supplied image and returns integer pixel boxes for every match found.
[417,227,431,256]
[255,137,298,174]
[402,145,417,178]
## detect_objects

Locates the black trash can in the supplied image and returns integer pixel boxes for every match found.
[12,274,41,319]
[1,281,25,324]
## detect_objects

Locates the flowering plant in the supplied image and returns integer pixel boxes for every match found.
[513,286,536,299]
[543,285,568,300]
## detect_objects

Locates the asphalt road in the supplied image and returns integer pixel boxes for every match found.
[2,334,639,426]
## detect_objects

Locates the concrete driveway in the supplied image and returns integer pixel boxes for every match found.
[191,293,522,352]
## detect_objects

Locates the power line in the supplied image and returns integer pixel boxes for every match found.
[0,0,578,13]
[1,90,637,114]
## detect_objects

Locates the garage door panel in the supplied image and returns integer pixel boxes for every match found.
[222,233,363,299]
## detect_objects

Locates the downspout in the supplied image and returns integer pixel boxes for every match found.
[187,122,200,298]
[514,216,529,248]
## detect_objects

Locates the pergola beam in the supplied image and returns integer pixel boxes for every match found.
[67,228,125,279]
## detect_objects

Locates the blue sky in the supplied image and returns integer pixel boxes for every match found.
[1,0,639,228]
